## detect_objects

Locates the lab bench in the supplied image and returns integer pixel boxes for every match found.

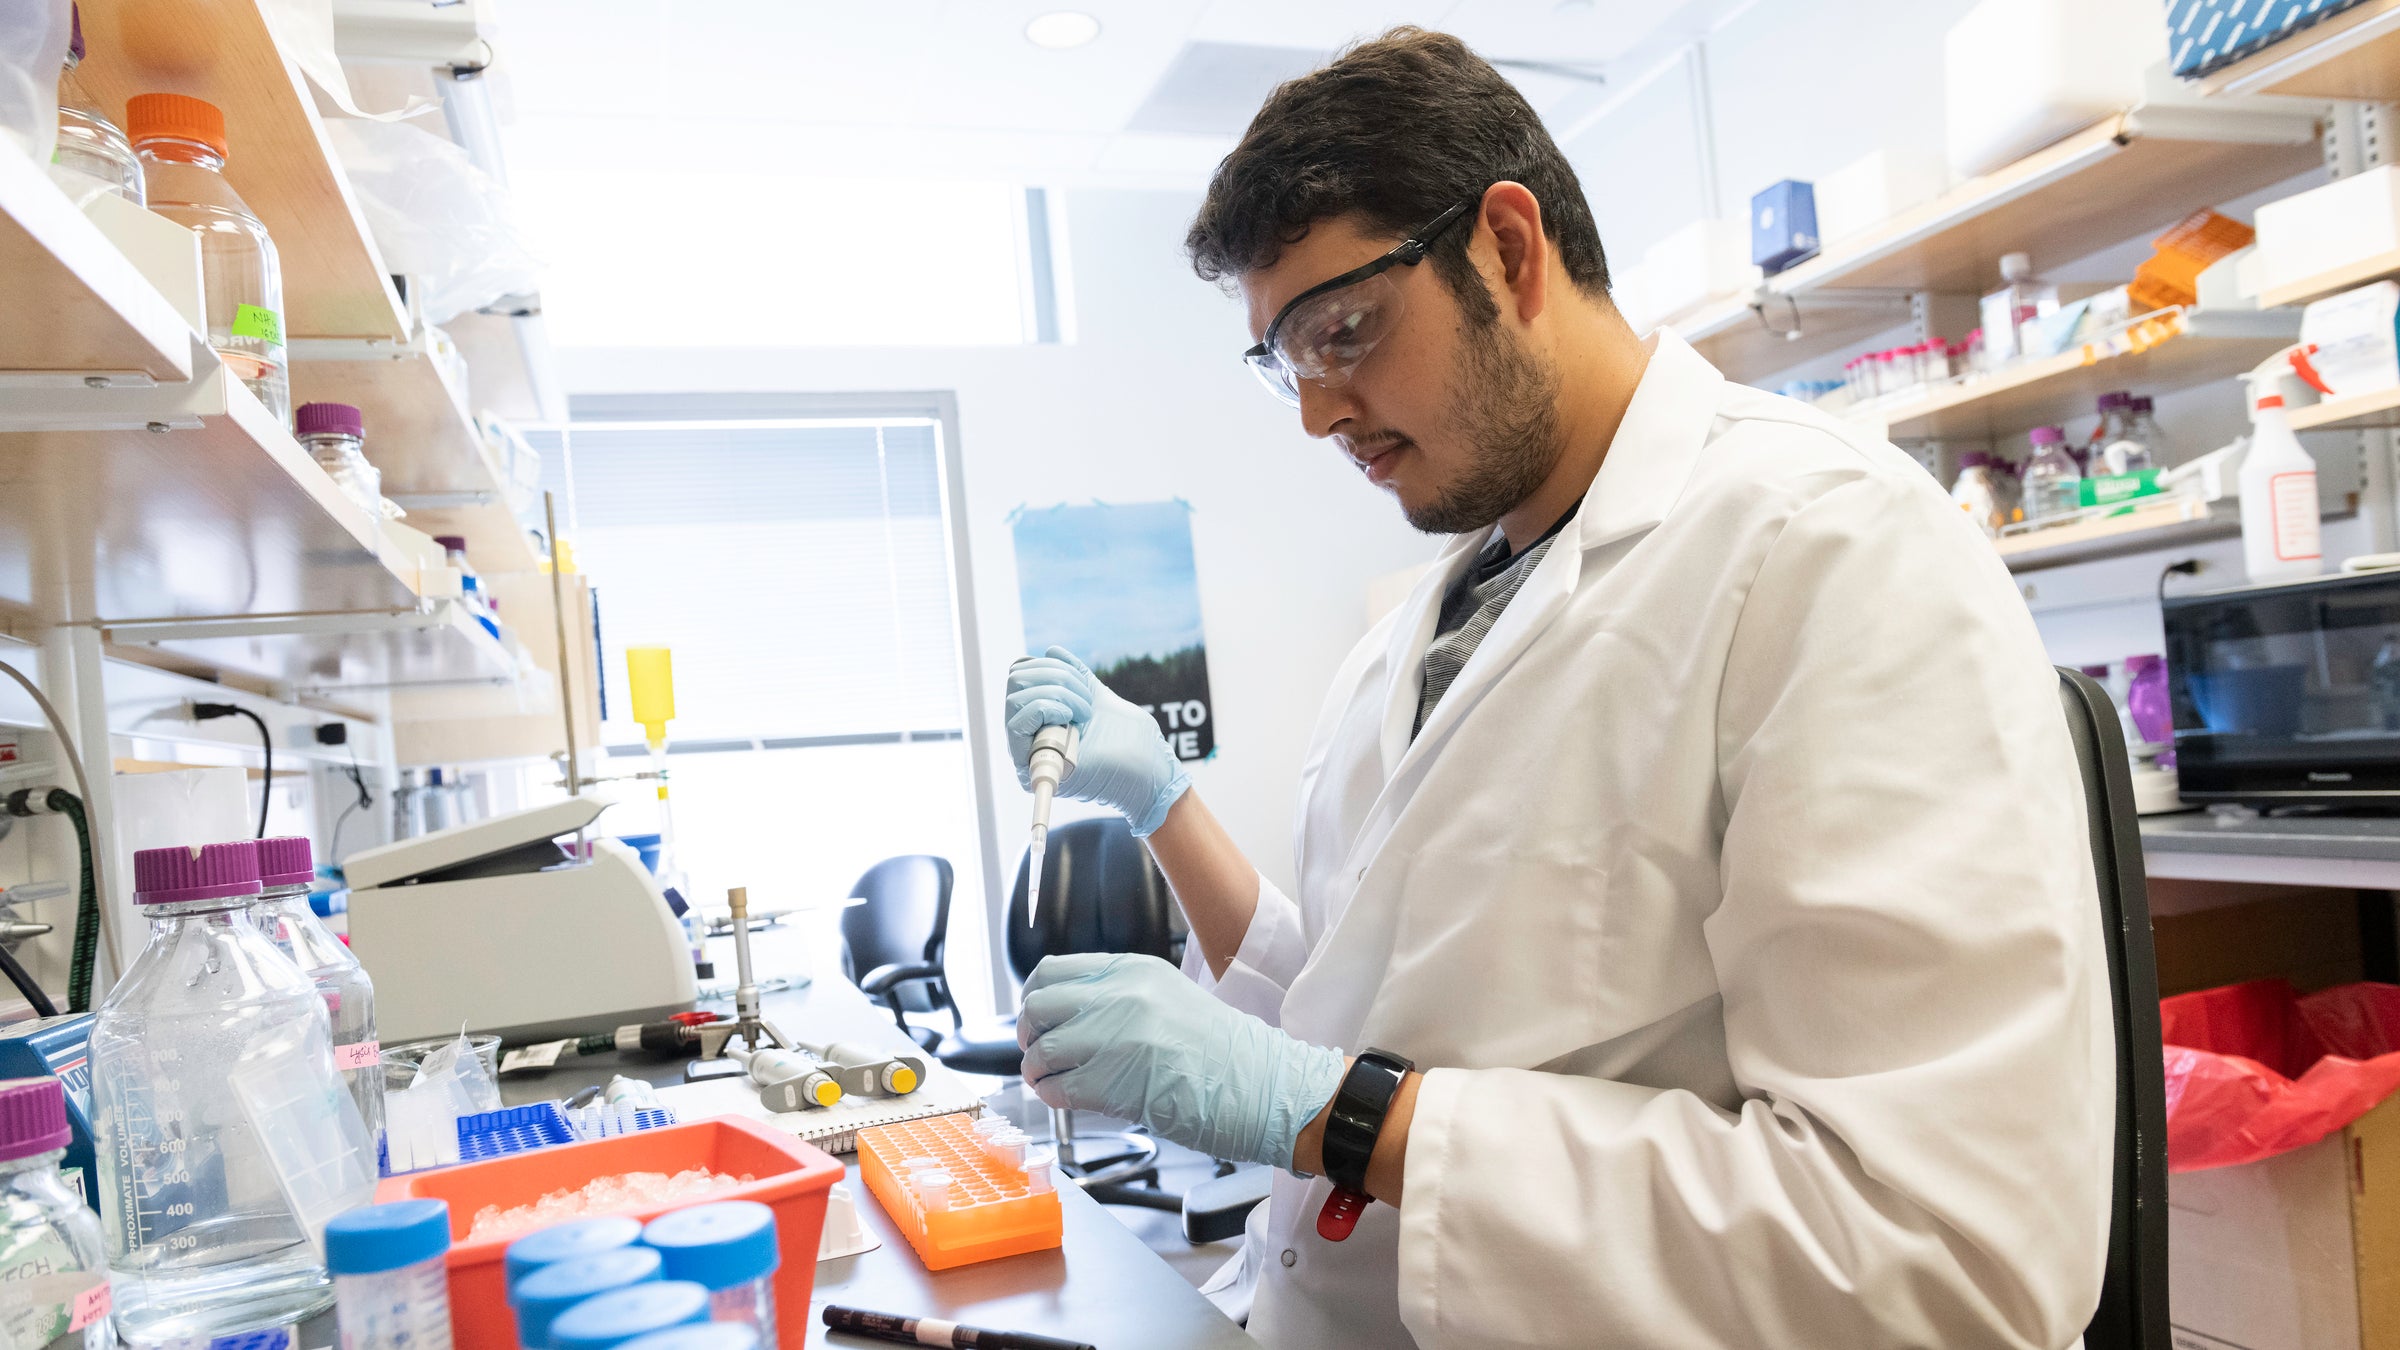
[2141,811,2400,892]
[496,966,1251,1350]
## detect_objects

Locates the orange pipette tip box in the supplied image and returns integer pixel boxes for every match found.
[857,1113,1062,1270]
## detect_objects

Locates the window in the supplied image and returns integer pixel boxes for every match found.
[512,176,1070,348]
[529,397,998,1012]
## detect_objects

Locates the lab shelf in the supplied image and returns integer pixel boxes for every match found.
[1864,308,2300,442]
[289,335,543,575]
[1674,107,2323,384]
[2289,385,2400,432]
[2194,0,2400,101]
[103,598,522,694]
[1996,499,2238,573]
[73,0,409,342]
[0,138,191,383]
[0,343,429,626]
[2256,246,2400,310]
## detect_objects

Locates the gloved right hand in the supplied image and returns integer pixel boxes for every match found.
[1005,646,1190,837]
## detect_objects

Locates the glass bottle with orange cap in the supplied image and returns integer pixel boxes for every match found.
[124,93,289,423]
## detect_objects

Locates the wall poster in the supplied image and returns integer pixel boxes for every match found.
[1010,499,1215,761]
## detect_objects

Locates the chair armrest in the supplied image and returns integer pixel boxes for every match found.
[857,962,942,996]
[1182,1164,1273,1244]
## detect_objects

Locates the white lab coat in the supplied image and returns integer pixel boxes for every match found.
[1187,331,2113,1350]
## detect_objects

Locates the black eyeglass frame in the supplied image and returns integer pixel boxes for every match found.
[1241,195,1483,378]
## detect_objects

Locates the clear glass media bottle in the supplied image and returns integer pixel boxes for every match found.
[51,5,143,206]
[250,837,384,1176]
[91,843,334,1342]
[0,1077,116,1350]
[126,94,289,423]
[294,404,382,519]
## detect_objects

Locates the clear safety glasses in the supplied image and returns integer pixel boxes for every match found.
[1242,197,1481,408]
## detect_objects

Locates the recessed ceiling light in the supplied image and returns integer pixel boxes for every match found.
[1025,11,1101,49]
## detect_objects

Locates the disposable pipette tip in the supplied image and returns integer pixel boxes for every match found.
[1027,831,1046,927]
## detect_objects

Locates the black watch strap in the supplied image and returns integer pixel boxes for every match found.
[1321,1048,1413,1196]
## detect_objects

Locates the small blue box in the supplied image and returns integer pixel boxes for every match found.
[1751,179,1819,276]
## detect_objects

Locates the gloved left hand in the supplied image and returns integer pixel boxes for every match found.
[1017,953,1346,1172]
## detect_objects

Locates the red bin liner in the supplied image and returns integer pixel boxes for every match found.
[2159,979,2400,1172]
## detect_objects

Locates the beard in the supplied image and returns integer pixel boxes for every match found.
[1402,317,1564,536]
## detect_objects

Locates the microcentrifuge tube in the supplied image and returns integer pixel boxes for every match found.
[914,1170,953,1214]
[1023,1148,1056,1194]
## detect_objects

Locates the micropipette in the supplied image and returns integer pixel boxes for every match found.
[1025,724,1079,926]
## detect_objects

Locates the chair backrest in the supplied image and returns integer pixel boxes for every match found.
[1001,816,1177,981]
[2056,668,2169,1350]
[840,854,953,975]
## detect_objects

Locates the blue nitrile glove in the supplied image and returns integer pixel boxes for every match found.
[1004,646,1191,837]
[1017,953,1346,1171]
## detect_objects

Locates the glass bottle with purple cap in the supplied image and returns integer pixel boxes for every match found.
[91,842,334,1340]
[295,403,381,518]
[249,837,383,1173]
[0,1076,115,1350]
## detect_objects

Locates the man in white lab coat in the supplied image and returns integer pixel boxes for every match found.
[1004,27,2113,1350]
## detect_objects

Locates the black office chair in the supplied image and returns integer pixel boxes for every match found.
[937,816,1186,1211]
[839,854,962,1053]
[2056,667,2169,1350]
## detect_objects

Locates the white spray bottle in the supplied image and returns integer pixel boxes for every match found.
[2238,360,2323,584]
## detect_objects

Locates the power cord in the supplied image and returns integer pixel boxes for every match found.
[2158,558,2204,610]
[0,658,118,977]
[329,742,371,864]
[193,702,271,838]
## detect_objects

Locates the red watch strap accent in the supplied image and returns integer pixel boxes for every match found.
[1316,1187,1369,1242]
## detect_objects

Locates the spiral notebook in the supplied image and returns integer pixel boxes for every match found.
[653,1065,987,1155]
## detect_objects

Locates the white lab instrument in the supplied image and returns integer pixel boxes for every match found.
[1197,331,2109,1348]
[1024,724,1078,925]
[345,798,698,1043]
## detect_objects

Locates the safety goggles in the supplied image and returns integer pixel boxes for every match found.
[1242,197,1481,408]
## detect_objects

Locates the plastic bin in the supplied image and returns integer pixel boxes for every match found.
[375,1116,841,1350]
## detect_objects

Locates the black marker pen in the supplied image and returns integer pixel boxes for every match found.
[821,1303,1097,1350]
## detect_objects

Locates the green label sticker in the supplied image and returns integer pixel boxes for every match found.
[230,303,283,349]
[2078,469,2163,508]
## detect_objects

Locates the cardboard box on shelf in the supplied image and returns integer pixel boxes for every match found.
[2255,166,2400,295]
[2169,1093,2400,1350]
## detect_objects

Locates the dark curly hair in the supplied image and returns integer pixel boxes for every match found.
[1185,26,1611,322]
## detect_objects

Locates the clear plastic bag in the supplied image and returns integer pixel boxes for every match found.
[2160,979,2400,1172]
[0,0,70,165]
[325,117,541,324]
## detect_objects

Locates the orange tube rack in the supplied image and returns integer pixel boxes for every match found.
[856,1112,1063,1270]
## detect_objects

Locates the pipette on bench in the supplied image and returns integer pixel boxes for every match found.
[1024,725,1078,927]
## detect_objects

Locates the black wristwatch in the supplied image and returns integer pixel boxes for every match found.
[1321,1047,1414,1196]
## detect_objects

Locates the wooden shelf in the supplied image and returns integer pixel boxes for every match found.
[1676,106,2321,384]
[1866,309,2299,441]
[0,138,191,382]
[2257,247,2400,310]
[2288,385,2400,432]
[1997,498,2226,572]
[104,599,522,692]
[0,344,426,625]
[289,337,542,574]
[73,0,409,342]
[2196,0,2400,101]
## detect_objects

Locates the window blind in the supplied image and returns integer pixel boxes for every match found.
[530,418,964,746]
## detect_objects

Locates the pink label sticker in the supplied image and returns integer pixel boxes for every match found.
[335,1041,381,1071]
[68,1278,108,1331]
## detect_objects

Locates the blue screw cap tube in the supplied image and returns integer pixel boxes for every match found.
[510,1247,663,1350]
[506,1217,646,1291]
[547,1281,710,1350]
[326,1200,454,1350]
[640,1202,779,1343]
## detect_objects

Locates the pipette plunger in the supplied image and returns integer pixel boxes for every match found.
[1025,725,1078,927]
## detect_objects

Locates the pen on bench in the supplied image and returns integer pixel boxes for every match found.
[821,1303,1097,1350]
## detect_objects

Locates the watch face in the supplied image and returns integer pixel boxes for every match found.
[1326,1050,1412,1194]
